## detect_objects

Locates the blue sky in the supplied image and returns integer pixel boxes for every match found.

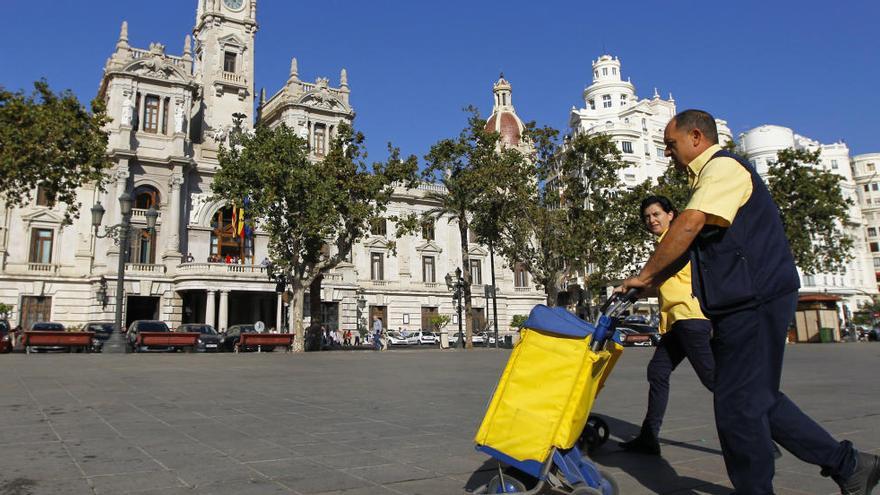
[2,1,878,161]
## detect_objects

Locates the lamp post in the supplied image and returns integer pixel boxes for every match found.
[91,193,158,333]
[446,267,465,349]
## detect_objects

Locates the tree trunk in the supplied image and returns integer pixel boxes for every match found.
[289,278,306,352]
[459,221,473,349]
[309,273,323,325]
[545,283,559,307]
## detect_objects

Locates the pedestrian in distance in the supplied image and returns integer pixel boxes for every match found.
[617,109,880,495]
[372,316,383,351]
[618,195,715,456]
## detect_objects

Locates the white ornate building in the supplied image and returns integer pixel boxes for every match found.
[850,153,880,291]
[738,125,876,312]
[0,0,544,333]
[569,54,733,187]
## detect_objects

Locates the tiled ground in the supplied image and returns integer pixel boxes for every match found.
[0,342,877,494]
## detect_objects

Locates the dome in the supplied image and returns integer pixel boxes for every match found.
[484,73,525,148]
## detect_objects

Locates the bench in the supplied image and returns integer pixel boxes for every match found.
[236,333,295,353]
[23,331,95,354]
[136,332,200,352]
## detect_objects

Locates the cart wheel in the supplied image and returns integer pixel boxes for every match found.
[485,467,533,494]
[587,416,610,446]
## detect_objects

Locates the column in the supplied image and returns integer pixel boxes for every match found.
[205,290,216,328]
[164,174,183,259]
[276,293,283,331]
[218,290,229,333]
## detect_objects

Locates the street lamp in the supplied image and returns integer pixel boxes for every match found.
[445,267,466,349]
[91,192,158,333]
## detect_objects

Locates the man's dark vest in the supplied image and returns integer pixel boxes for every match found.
[690,150,800,316]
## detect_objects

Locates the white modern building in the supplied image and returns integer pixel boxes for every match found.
[0,0,544,334]
[569,54,733,186]
[739,125,876,313]
[851,153,880,291]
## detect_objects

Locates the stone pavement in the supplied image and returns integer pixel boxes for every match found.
[0,343,878,495]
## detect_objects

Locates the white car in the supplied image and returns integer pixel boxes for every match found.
[417,331,437,345]
[471,333,485,345]
[387,332,409,346]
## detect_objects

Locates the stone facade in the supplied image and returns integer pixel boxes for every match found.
[0,0,545,333]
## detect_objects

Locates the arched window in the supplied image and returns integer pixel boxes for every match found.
[209,205,253,263]
[133,185,160,209]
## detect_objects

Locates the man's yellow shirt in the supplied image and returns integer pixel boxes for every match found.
[656,229,707,333]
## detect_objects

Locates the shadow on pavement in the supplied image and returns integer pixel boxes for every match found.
[592,414,730,494]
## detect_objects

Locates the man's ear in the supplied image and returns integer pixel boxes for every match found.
[690,128,704,147]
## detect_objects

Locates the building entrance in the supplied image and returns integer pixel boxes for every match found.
[126,296,159,327]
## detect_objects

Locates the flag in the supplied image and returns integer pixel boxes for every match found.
[237,200,246,239]
[231,205,238,231]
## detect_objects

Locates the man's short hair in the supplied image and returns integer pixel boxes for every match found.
[672,109,718,144]
[640,195,677,217]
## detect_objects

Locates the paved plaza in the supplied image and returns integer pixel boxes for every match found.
[0,343,878,495]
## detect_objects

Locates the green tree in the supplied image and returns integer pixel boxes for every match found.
[767,148,853,274]
[428,314,451,333]
[490,126,638,308]
[0,80,112,224]
[421,108,516,348]
[510,314,528,330]
[212,120,417,351]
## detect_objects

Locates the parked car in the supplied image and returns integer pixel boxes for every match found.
[221,324,266,352]
[625,323,661,346]
[416,330,437,345]
[0,319,11,353]
[176,323,221,352]
[84,321,116,353]
[27,322,66,352]
[126,320,172,352]
[387,332,409,346]
[471,333,485,345]
[617,327,653,347]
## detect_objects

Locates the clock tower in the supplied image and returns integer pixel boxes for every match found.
[192,0,257,144]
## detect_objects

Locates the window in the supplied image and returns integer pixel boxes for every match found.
[20,296,52,332]
[133,185,160,209]
[642,118,647,131]
[831,159,839,170]
[422,256,435,283]
[35,186,50,207]
[866,185,871,192]
[656,147,665,158]
[370,218,387,236]
[313,124,326,156]
[223,51,237,72]
[644,142,651,156]
[873,183,879,192]
[620,94,627,106]
[29,229,53,264]
[421,219,435,240]
[868,162,876,172]
[128,228,155,264]
[874,258,880,268]
[593,70,598,78]
[602,68,608,76]
[588,99,595,110]
[612,67,617,75]
[871,242,879,253]
[370,252,384,280]
[143,95,160,133]
[602,95,612,108]
[469,259,482,285]
[621,141,633,154]
[514,262,529,288]
[869,227,877,238]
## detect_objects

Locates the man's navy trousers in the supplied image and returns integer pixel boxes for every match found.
[710,291,856,494]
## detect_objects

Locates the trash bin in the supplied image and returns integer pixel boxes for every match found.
[439,330,449,349]
[819,327,834,343]
[503,335,513,348]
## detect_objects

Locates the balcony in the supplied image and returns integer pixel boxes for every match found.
[131,208,162,224]
[370,280,389,287]
[126,263,166,275]
[27,263,57,274]
[515,287,532,294]
[177,262,268,277]
[423,282,440,289]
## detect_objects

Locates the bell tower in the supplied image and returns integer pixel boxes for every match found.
[193,0,258,142]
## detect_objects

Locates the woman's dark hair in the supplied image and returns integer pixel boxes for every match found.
[640,195,677,218]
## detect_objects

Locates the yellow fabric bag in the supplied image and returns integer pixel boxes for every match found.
[474,328,620,464]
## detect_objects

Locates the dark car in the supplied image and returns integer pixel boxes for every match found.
[126,320,172,352]
[84,321,116,353]
[176,324,221,352]
[220,324,256,352]
[0,319,11,353]
[624,323,661,346]
[617,327,653,347]
[27,322,66,352]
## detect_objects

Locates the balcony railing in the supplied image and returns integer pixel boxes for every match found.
[177,262,268,276]
[221,71,246,85]
[131,208,162,223]
[423,282,440,289]
[370,280,388,287]
[515,287,532,293]
[126,263,166,274]
[27,263,57,273]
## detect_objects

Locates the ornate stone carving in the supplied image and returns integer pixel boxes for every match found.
[189,193,209,225]
[174,100,186,133]
[121,91,134,126]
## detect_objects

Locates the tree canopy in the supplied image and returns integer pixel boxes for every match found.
[212,120,417,350]
[0,80,111,224]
